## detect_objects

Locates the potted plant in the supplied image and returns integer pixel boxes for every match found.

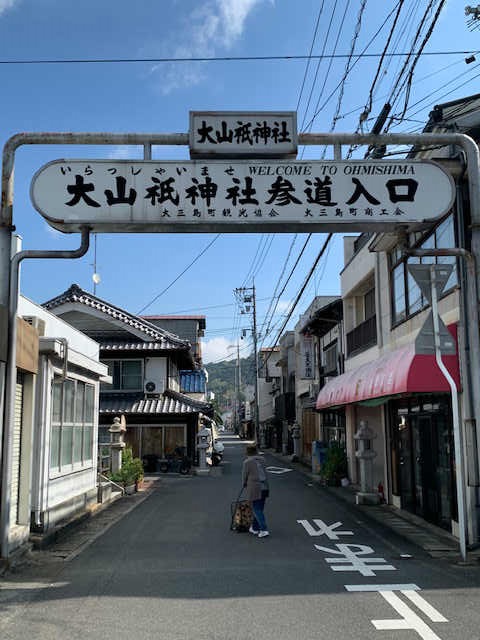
[110,447,144,494]
[320,443,348,486]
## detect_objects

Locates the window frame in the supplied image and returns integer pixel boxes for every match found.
[101,358,144,392]
[50,376,96,476]
[389,213,458,328]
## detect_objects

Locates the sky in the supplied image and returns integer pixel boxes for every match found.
[0,0,479,364]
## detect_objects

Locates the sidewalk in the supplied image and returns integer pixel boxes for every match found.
[265,447,480,564]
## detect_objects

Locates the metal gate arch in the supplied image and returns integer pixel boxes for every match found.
[1,129,480,561]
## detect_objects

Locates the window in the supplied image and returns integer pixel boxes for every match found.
[323,342,338,375]
[102,359,143,391]
[364,288,375,319]
[390,214,458,325]
[50,377,95,473]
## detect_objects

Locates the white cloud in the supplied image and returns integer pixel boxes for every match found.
[107,147,143,160]
[275,299,291,314]
[202,336,245,363]
[151,0,267,94]
[0,0,17,16]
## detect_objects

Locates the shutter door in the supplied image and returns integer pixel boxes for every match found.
[11,372,24,525]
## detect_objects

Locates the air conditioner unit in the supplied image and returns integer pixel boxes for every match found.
[144,380,156,393]
[22,315,46,336]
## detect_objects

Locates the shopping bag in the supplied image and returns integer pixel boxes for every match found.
[230,492,252,532]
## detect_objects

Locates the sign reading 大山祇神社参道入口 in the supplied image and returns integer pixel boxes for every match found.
[30,159,455,234]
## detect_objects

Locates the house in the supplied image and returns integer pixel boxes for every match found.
[141,315,206,367]
[6,295,109,555]
[296,295,343,463]
[273,331,296,455]
[257,346,281,449]
[43,285,214,471]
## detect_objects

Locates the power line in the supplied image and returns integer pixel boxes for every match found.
[262,234,333,368]
[386,0,447,131]
[299,0,339,132]
[136,234,221,315]
[295,1,325,113]
[0,51,475,66]
[259,235,312,347]
[303,2,404,134]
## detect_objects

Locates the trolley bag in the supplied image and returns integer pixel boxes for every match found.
[230,489,252,532]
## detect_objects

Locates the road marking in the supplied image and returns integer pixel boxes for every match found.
[314,543,396,576]
[402,590,448,623]
[374,591,447,639]
[297,519,354,539]
[345,584,420,591]
[344,584,448,640]
[265,466,293,474]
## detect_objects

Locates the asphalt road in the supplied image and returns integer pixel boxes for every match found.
[1,435,479,640]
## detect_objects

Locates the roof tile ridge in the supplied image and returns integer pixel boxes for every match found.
[43,283,191,348]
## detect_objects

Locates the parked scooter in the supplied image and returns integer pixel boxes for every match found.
[210,438,224,466]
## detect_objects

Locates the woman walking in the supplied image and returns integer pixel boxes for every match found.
[242,444,270,538]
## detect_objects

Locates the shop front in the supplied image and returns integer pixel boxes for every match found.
[316,342,460,533]
[389,395,456,531]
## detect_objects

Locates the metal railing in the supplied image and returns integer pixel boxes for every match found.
[346,315,377,357]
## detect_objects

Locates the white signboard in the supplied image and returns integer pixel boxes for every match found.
[300,334,314,379]
[189,111,297,158]
[30,159,455,234]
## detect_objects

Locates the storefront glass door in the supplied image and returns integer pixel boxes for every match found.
[392,397,455,530]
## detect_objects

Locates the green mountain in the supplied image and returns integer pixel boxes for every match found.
[206,353,256,411]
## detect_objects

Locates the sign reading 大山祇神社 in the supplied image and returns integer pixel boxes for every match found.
[189,111,298,158]
[30,158,455,234]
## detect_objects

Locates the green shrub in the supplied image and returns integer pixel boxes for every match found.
[321,443,348,484]
[109,448,144,487]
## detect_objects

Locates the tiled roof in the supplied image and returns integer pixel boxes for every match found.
[99,389,213,416]
[100,341,176,351]
[180,369,206,393]
[43,284,190,350]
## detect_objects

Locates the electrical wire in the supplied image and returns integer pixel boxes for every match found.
[0,50,476,67]
[296,1,325,113]
[261,234,333,369]
[258,235,313,348]
[302,2,403,133]
[136,234,221,314]
[299,1,339,132]
[388,0,447,129]
[258,235,298,341]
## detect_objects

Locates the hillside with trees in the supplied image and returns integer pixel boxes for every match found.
[206,353,256,411]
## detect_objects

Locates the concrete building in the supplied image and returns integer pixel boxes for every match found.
[316,94,480,545]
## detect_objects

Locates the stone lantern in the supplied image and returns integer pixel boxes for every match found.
[196,425,211,475]
[291,422,301,461]
[354,420,379,505]
[109,415,126,474]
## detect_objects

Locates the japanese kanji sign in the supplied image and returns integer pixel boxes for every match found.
[30,159,455,234]
[189,111,297,158]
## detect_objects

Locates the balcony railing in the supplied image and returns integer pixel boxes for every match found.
[346,315,377,357]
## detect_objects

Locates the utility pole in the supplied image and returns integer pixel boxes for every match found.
[235,286,260,443]
[237,341,242,432]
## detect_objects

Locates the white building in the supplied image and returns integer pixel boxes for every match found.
[7,295,109,555]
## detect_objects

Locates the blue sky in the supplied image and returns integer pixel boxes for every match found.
[1,0,479,363]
